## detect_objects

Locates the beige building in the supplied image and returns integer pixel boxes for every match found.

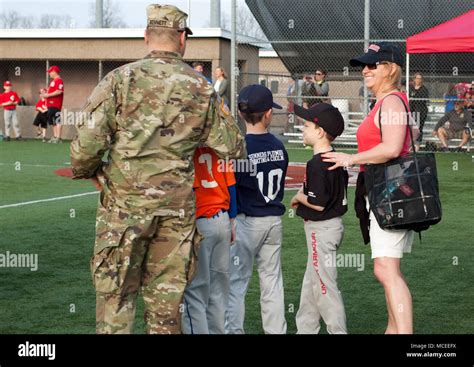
[0,28,260,139]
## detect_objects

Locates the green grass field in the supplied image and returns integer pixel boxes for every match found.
[0,140,473,334]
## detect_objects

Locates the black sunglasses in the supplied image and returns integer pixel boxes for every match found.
[365,61,390,70]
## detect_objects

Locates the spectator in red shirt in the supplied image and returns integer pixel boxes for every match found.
[33,88,49,142]
[1,81,21,141]
[41,65,64,143]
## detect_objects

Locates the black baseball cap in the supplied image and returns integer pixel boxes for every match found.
[350,42,404,68]
[238,84,282,114]
[294,103,345,138]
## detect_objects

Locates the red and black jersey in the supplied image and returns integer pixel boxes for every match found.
[1,91,20,110]
[296,149,348,221]
[35,98,47,112]
[47,77,64,109]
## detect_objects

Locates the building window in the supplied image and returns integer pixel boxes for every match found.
[270,80,279,94]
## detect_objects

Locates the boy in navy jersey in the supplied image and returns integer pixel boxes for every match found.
[290,103,348,334]
[225,85,288,334]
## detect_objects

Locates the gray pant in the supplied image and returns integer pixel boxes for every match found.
[225,214,287,334]
[296,217,347,334]
[4,109,21,137]
[182,211,231,334]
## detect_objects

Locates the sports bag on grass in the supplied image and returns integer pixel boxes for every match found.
[364,94,442,232]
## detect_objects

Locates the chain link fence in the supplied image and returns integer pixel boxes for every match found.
[0,0,473,149]
[0,59,135,140]
[235,0,474,151]
[0,57,212,140]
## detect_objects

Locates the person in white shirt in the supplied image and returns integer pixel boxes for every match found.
[213,66,229,105]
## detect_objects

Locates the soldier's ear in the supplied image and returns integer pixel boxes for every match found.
[179,31,187,46]
[144,29,149,45]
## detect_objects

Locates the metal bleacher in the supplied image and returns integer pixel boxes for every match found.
[284,101,472,152]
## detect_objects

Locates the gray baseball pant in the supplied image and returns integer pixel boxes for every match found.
[296,217,347,334]
[182,210,231,334]
[225,214,287,334]
[4,109,21,137]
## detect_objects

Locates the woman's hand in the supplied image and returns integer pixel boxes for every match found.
[322,152,353,171]
[290,195,300,209]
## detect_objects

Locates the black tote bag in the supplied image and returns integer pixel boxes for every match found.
[364,95,442,232]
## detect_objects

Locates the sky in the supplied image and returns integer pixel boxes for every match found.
[0,0,240,28]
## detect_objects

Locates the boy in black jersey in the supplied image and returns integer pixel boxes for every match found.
[290,103,348,334]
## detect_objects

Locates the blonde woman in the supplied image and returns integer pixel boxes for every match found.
[323,43,419,334]
[213,66,229,105]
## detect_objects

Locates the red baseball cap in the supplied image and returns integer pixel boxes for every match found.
[47,65,60,73]
[3,81,12,87]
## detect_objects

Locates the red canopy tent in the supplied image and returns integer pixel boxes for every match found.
[407,10,474,54]
[405,10,474,95]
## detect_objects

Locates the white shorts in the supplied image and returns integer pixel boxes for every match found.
[366,198,414,259]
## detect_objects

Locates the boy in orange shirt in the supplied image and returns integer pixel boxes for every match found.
[181,146,237,334]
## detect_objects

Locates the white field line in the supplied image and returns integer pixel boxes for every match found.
[0,163,68,168]
[0,191,99,209]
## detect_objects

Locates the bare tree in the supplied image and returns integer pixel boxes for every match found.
[209,5,267,40]
[39,14,74,28]
[19,15,35,28]
[0,10,75,29]
[0,11,23,28]
[90,0,126,28]
[235,7,267,40]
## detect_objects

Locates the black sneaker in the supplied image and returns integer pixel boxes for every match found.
[15,136,22,141]
[4,136,11,142]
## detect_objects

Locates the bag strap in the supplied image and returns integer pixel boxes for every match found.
[377,93,417,155]
[378,93,429,217]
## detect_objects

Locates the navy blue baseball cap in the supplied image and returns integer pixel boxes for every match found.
[238,84,282,114]
[294,103,345,138]
[350,42,404,68]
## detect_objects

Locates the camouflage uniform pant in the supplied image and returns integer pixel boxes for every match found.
[91,199,200,334]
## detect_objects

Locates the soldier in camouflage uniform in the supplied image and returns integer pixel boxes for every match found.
[70,4,246,334]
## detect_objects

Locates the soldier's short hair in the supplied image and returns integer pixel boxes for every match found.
[146,26,182,45]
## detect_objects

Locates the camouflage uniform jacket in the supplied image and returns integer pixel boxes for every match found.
[71,50,246,216]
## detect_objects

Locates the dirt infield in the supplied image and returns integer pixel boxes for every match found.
[285,162,359,189]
